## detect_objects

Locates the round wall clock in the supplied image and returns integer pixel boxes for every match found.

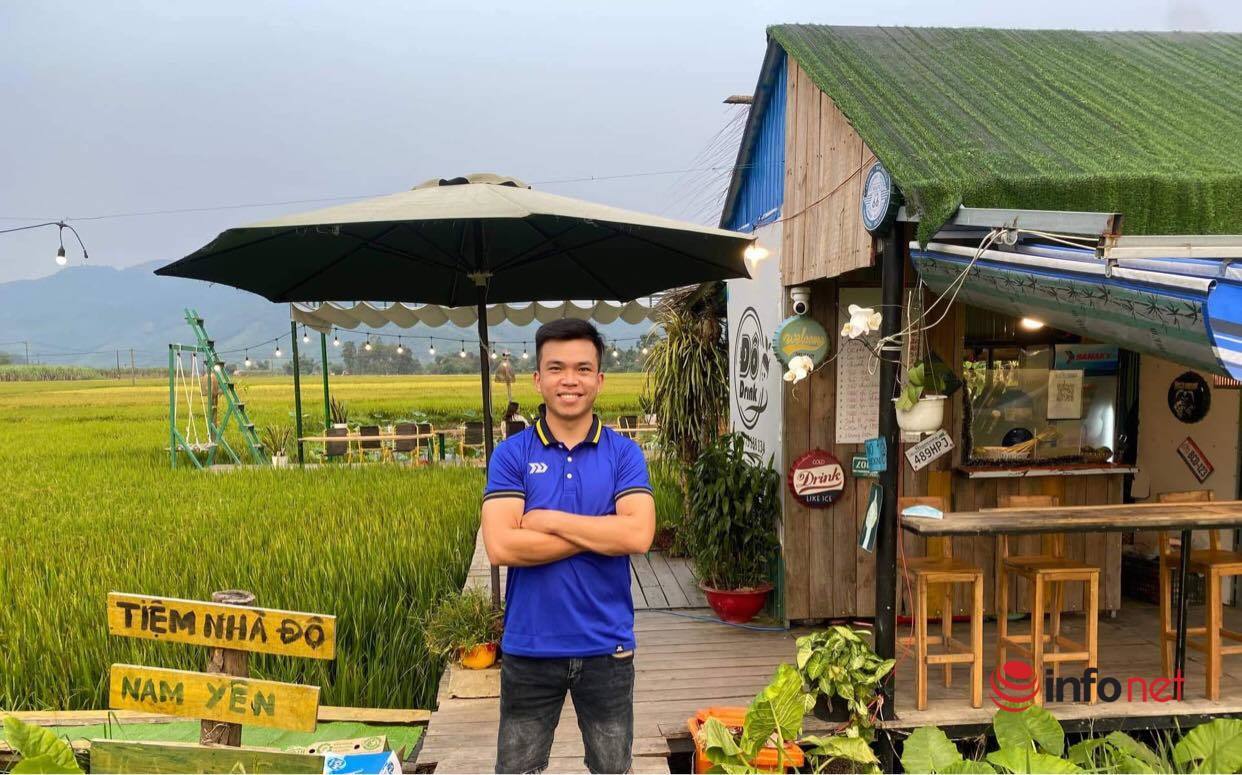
[860,161,900,234]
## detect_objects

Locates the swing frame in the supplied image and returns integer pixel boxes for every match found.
[168,343,242,469]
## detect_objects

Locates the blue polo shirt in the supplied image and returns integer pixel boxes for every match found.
[484,411,652,658]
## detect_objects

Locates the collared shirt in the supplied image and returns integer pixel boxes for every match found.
[484,409,652,657]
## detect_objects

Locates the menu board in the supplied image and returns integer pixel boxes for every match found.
[835,288,882,444]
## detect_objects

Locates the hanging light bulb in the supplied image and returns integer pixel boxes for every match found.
[744,240,769,266]
[429,340,436,356]
[521,343,529,360]
[274,342,283,358]
[244,352,252,367]
[459,341,466,358]
[364,338,373,352]
[333,332,340,347]
[490,348,498,360]
[641,345,649,355]
[396,337,404,355]
[302,327,310,344]
[55,246,67,266]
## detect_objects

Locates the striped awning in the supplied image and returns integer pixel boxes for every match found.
[290,299,655,334]
[911,241,1242,379]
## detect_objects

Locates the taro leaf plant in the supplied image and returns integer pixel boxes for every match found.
[2,716,83,774]
[686,432,780,591]
[902,705,1242,774]
[421,587,504,661]
[701,663,881,774]
[796,626,895,734]
[643,283,729,550]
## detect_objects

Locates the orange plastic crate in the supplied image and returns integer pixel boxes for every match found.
[687,706,805,773]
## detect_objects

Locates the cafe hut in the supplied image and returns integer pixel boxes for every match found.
[721,26,1242,731]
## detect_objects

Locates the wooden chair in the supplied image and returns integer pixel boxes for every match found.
[1156,490,1242,700]
[897,496,985,710]
[504,419,527,439]
[324,426,348,462]
[461,421,486,465]
[417,422,436,462]
[994,494,1099,704]
[393,422,419,463]
[617,415,639,440]
[354,425,381,463]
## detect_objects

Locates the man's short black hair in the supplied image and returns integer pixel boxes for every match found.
[535,319,605,368]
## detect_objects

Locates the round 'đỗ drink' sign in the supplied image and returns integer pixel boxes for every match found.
[788,449,845,508]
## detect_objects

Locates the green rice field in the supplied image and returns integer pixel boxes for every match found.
[0,373,653,712]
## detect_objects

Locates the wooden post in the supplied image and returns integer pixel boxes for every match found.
[291,320,305,466]
[200,589,256,746]
[130,348,136,385]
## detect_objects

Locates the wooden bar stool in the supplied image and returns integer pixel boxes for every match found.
[994,494,1099,704]
[898,496,985,710]
[1156,490,1242,700]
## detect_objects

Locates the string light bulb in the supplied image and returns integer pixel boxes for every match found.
[521,343,529,360]
[641,346,649,355]
[55,246,67,266]
[459,341,466,358]
[244,352,251,368]
[302,328,310,344]
[364,338,373,352]
[274,342,282,358]
[396,337,404,355]
[612,345,619,359]
[491,349,498,360]
[333,332,340,347]
[429,340,436,356]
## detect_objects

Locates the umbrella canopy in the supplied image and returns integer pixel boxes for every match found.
[156,174,753,304]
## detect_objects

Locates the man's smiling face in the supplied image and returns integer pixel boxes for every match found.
[533,338,603,422]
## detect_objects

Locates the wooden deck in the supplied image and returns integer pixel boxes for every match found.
[464,529,708,610]
[425,533,1242,773]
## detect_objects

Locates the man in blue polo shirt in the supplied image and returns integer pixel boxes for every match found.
[481,318,655,774]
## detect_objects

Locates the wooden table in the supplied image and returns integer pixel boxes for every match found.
[901,500,1242,697]
[298,432,439,461]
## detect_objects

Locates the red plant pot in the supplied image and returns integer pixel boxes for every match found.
[699,583,772,624]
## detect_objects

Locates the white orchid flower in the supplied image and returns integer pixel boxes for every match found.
[782,354,815,384]
[841,305,883,339]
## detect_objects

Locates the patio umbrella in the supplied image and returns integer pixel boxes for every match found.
[156,173,756,601]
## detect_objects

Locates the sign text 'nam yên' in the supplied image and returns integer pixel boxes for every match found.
[108,664,319,732]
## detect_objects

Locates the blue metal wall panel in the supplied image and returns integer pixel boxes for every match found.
[724,57,786,233]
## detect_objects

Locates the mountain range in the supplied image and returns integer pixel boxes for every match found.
[0,262,651,368]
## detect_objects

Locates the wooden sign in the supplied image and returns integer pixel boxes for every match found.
[905,429,955,472]
[1177,437,1214,483]
[90,739,323,774]
[788,449,845,507]
[109,664,320,732]
[107,592,336,660]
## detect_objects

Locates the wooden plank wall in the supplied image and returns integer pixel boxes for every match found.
[775,56,1123,620]
[781,57,875,288]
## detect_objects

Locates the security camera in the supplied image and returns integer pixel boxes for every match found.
[790,287,811,316]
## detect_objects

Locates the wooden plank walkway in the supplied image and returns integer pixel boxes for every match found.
[464,528,707,610]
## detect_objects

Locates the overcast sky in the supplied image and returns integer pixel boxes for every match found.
[1,0,1238,284]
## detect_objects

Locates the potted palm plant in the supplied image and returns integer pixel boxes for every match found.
[686,432,780,624]
[261,424,292,467]
[422,587,504,669]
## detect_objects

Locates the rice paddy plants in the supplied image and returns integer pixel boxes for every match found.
[0,372,652,712]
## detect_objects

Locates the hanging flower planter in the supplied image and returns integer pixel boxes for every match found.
[893,394,946,433]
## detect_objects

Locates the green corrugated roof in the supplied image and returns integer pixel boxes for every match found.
[768,25,1242,242]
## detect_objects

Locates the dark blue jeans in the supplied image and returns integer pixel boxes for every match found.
[496,653,635,774]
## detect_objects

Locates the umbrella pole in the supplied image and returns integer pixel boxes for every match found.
[477,299,500,607]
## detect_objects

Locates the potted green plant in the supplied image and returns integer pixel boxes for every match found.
[261,424,293,467]
[894,361,948,433]
[686,432,780,624]
[796,626,894,727]
[329,397,350,430]
[422,587,504,670]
